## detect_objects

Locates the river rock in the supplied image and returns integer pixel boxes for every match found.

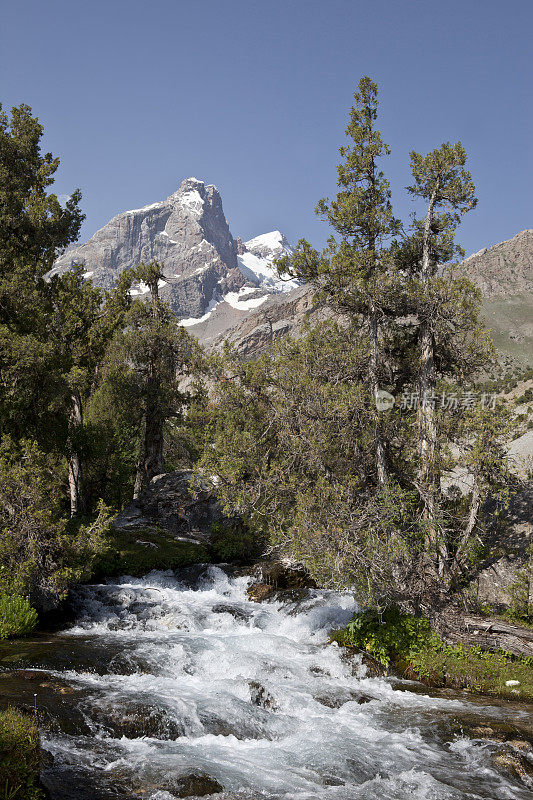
[89,702,185,740]
[246,560,317,603]
[166,772,224,798]
[492,749,533,788]
[249,680,278,710]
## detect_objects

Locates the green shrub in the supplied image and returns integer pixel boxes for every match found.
[517,387,533,404]
[0,708,45,799]
[501,550,533,625]
[0,595,38,640]
[0,438,115,612]
[408,643,533,699]
[331,607,436,666]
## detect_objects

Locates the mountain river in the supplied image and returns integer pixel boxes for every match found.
[1,565,532,799]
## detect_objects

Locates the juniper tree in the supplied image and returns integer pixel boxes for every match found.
[405,143,479,572]
[199,321,424,606]
[48,267,133,516]
[99,261,201,499]
[201,80,514,604]
[277,77,400,486]
[0,103,83,278]
[0,104,84,443]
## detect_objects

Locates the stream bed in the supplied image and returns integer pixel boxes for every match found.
[1,565,532,799]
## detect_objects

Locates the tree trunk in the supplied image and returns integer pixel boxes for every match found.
[132,267,165,501]
[369,302,387,487]
[132,407,164,501]
[454,473,481,572]
[418,319,444,566]
[68,392,84,517]
[143,407,164,483]
[133,457,144,501]
[418,181,446,573]
[527,514,533,617]
[434,609,533,659]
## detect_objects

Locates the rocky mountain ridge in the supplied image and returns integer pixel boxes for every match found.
[455,229,533,300]
[212,229,533,362]
[52,183,532,362]
[51,178,296,323]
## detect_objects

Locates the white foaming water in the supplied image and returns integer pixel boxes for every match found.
[40,566,531,799]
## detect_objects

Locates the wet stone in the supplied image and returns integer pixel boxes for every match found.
[211,603,252,621]
[314,690,373,708]
[88,702,185,740]
[41,764,140,800]
[170,772,224,797]
[246,584,275,603]
[309,665,331,677]
[492,749,533,789]
[450,713,533,745]
[249,680,278,710]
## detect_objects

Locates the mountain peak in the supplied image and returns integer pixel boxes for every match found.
[177,176,206,192]
[50,180,294,333]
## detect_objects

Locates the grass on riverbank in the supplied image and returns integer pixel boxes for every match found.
[0,708,45,800]
[332,608,533,701]
[0,595,38,640]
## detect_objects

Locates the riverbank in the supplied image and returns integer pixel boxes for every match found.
[0,708,45,799]
[331,607,533,702]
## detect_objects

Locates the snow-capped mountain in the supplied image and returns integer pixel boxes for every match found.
[51,179,297,340]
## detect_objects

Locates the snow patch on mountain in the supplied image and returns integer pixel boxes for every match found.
[224,288,268,311]
[246,230,289,254]
[180,293,221,327]
[129,278,168,297]
[237,230,299,293]
[179,188,204,215]
[124,201,166,215]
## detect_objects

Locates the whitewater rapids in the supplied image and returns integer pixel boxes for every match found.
[35,565,531,799]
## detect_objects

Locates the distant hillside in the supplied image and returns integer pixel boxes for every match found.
[457,230,533,365]
[456,230,533,300]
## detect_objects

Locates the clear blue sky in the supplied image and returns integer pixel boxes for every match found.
[2,0,531,255]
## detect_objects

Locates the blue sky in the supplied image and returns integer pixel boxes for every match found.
[2,0,531,255]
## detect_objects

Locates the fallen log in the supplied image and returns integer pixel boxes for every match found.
[433,611,533,659]
[463,616,533,642]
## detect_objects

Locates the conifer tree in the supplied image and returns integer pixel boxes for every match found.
[0,103,84,443]
[278,77,400,485]
[405,143,478,572]
[99,261,201,499]
[48,267,133,515]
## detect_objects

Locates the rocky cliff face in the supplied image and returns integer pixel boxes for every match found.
[208,284,324,358]
[456,229,533,300]
[51,179,297,325]
[455,230,533,364]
